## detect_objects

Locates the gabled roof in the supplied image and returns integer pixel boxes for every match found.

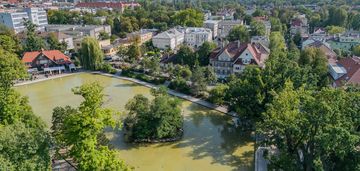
[22,50,71,65]
[210,41,270,66]
[335,57,360,86]
[153,29,183,39]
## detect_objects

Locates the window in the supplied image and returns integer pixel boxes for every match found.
[242,58,250,64]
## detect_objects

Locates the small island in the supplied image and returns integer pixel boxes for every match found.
[124,86,184,143]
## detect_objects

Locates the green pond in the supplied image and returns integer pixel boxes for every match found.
[15,73,254,171]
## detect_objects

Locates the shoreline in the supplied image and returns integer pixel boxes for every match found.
[15,71,238,117]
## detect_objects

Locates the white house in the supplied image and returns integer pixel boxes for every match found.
[204,20,219,39]
[184,27,212,48]
[152,28,184,50]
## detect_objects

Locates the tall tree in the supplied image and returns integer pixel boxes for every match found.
[172,8,204,27]
[79,37,104,70]
[174,45,196,67]
[327,6,348,27]
[227,25,250,42]
[47,32,67,51]
[250,20,266,36]
[24,20,45,52]
[51,83,131,170]
[197,41,217,66]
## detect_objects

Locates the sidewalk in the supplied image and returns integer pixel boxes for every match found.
[14,73,77,87]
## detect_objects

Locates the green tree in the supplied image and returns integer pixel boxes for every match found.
[47,32,67,51]
[125,86,183,140]
[325,25,346,35]
[79,37,104,70]
[191,66,207,95]
[98,31,110,40]
[126,38,142,63]
[227,25,250,42]
[270,17,283,33]
[172,8,204,27]
[269,31,286,55]
[353,45,360,56]
[197,41,217,66]
[24,19,45,52]
[0,48,27,91]
[208,84,229,105]
[259,81,360,170]
[327,6,348,27]
[250,20,266,36]
[252,9,266,17]
[174,45,196,67]
[51,83,131,170]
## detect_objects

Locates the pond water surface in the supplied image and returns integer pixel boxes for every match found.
[15,73,254,171]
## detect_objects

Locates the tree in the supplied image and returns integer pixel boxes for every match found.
[98,31,110,40]
[24,19,45,52]
[197,41,217,66]
[269,31,286,54]
[325,25,346,35]
[0,122,51,170]
[191,66,207,95]
[227,25,250,43]
[125,86,183,140]
[250,20,266,36]
[270,17,283,32]
[353,45,360,56]
[51,83,131,170]
[0,48,27,91]
[47,32,67,51]
[327,6,348,27]
[258,81,360,170]
[79,37,104,70]
[208,84,229,105]
[252,9,266,17]
[173,45,196,67]
[172,8,204,27]
[126,38,142,63]
[292,31,302,47]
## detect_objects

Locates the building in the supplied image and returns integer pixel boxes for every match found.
[152,28,184,50]
[24,8,48,29]
[290,14,309,37]
[184,27,212,48]
[45,24,111,40]
[209,41,270,78]
[0,11,29,33]
[251,36,270,47]
[218,20,244,39]
[127,29,155,45]
[330,56,360,87]
[204,20,219,39]
[22,50,73,71]
[0,8,48,33]
[327,31,360,53]
[75,2,140,12]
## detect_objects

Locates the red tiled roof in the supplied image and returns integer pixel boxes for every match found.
[335,57,360,86]
[75,2,140,9]
[210,41,269,66]
[22,50,71,65]
[291,19,303,27]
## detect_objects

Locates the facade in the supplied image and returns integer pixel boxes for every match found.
[0,11,28,33]
[204,20,219,39]
[184,27,212,48]
[75,2,141,12]
[152,28,184,50]
[127,29,155,45]
[330,56,360,87]
[24,8,48,29]
[209,41,270,78]
[45,24,111,39]
[218,20,244,38]
[0,8,48,33]
[22,50,72,70]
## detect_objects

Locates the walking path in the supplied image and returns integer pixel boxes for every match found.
[14,71,236,117]
[14,72,78,87]
[95,72,237,117]
[255,147,269,171]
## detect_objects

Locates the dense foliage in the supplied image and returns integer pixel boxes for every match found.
[124,87,183,140]
[79,37,104,70]
[51,82,131,170]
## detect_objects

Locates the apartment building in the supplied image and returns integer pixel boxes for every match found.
[152,28,184,50]
[204,20,219,39]
[0,8,48,33]
[184,27,212,48]
[218,20,244,38]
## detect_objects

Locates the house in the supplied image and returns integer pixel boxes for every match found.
[204,20,219,39]
[290,14,309,37]
[184,27,212,48]
[218,20,244,39]
[330,56,360,87]
[152,28,184,50]
[22,50,73,71]
[209,41,270,78]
